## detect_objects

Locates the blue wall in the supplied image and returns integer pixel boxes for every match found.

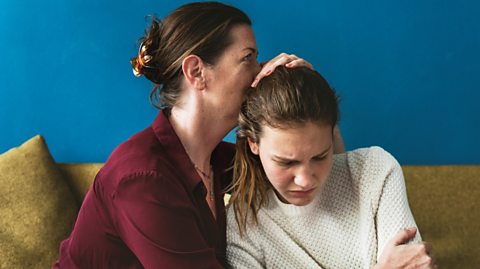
[1,0,479,164]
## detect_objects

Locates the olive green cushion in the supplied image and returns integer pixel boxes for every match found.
[0,135,77,269]
[58,163,103,205]
[403,165,480,269]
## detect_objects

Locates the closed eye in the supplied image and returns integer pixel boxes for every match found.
[242,53,253,62]
[242,50,259,63]
[276,159,301,168]
[312,154,327,161]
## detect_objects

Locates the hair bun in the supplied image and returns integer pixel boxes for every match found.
[130,56,143,77]
[131,43,155,77]
[131,19,165,84]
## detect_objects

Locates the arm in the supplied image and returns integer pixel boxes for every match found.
[373,149,436,268]
[113,172,223,269]
[376,153,421,251]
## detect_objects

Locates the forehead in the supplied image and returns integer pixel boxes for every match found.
[226,24,257,52]
[259,123,332,156]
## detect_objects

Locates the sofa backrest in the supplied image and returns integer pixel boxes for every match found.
[58,163,103,205]
[58,163,480,268]
[402,165,480,268]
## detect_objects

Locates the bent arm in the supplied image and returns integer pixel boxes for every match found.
[376,155,421,256]
[373,150,435,268]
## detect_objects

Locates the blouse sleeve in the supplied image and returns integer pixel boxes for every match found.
[374,148,422,260]
[226,208,265,269]
[112,171,223,269]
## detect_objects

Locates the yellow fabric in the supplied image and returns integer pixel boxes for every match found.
[403,165,480,269]
[1,137,476,269]
[58,163,103,205]
[0,135,77,269]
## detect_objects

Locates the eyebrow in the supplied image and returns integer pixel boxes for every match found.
[272,144,332,162]
[243,47,258,54]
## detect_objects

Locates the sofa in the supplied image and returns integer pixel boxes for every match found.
[1,135,478,268]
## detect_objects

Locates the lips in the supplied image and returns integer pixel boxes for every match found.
[289,188,315,196]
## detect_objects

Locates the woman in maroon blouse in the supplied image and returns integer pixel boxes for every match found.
[53,2,320,268]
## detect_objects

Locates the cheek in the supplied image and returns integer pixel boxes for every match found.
[262,162,291,188]
[316,159,334,181]
[236,65,257,86]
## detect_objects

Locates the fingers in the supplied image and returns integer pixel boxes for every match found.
[251,53,314,87]
[390,227,417,246]
[377,240,437,269]
[424,241,433,255]
[422,242,437,269]
[379,229,437,269]
[413,242,437,269]
[285,58,313,69]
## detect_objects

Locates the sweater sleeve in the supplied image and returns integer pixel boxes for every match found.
[226,207,265,269]
[112,171,223,269]
[373,148,422,261]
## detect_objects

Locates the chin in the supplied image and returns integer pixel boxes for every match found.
[286,196,315,206]
[291,199,314,206]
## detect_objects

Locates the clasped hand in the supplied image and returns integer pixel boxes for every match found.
[375,227,437,269]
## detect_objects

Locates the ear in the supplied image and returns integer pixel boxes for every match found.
[182,55,206,90]
[247,137,259,155]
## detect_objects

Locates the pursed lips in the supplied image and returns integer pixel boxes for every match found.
[289,188,316,195]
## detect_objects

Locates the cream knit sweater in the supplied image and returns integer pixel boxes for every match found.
[226,146,421,269]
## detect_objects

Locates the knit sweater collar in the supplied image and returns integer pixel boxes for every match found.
[267,189,321,217]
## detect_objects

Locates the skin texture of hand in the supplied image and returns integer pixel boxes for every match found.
[374,227,438,269]
[251,53,314,87]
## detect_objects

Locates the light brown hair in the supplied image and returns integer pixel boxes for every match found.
[131,2,251,108]
[229,66,340,235]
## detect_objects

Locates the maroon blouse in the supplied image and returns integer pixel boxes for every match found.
[53,110,235,268]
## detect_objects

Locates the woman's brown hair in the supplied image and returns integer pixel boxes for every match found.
[229,66,340,235]
[131,2,251,108]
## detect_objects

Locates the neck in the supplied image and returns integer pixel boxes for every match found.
[169,103,234,171]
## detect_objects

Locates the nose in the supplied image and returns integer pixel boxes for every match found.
[293,165,316,189]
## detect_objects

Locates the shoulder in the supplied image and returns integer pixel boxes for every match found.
[341,146,405,207]
[112,170,189,207]
[331,146,403,196]
[99,124,174,178]
[330,146,399,184]
[94,127,182,197]
[226,201,265,238]
[226,203,266,256]
[346,146,396,162]
[105,126,164,172]
[342,146,400,175]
